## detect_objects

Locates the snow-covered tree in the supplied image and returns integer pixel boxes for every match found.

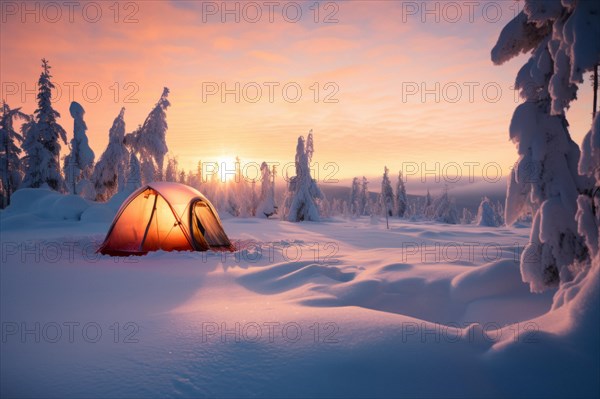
[370,194,382,225]
[494,200,505,225]
[341,200,350,219]
[381,166,394,217]
[431,187,459,224]
[395,171,407,217]
[349,177,360,217]
[319,197,332,218]
[476,197,501,227]
[140,154,156,184]
[187,168,200,189]
[178,170,186,184]
[492,1,598,292]
[165,156,178,182]
[92,108,129,201]
[125,87,170,181]
[423,189,434,218]
[222,156,254,217]
[0,102,29,207]
[461,207,474,224]
[250,180,258,216]
[407,200,418,219]
[306,129,314,162]
[124,152,141,193]
[63,102,95,198]
[257,161,276,217]
[284,133,324,222]
[21,118,43,189]
[22,59,67,191]
[360,176,369,215]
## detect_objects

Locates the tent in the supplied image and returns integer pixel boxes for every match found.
[98,182,233,256]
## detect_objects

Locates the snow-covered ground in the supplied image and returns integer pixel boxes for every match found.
[1,190,598,398]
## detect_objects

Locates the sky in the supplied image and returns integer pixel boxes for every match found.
[0,0,595,187]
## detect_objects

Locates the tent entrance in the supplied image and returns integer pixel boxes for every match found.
[191,200,231,249]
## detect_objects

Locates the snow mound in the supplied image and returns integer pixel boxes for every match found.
[106,190,131,211]
[237,261,356,294]
[451,259,530,303]
[50,195,91,220]
[2,188,120,226]
[80,203,117,223]
[4,189,92,221]
[3,187,59,216]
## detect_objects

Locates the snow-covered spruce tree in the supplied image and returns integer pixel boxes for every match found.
[21,118,43,189]
[23,59,67,191]
[284,134,324,222]
[92,108,129,201]
[492,1,599,292]
[342,200,350,219]
[306,129,314,162]
[381,166,394,217]
[431,187,459,224]
[165,156,178,182]
[395,171,407,217]
[0,102,29,207]
[140,154,156,184]
[349,177,361,217]
[461,207,473,224]
[178,170,186,184]
[370,195,382,224]
[187,166,200,189]
[257,161,276,217]
[250,180,258,217]
[125,87,170,181]
[360,176,369,215]
[222,156,252,217]
[124,152,141,193]
[423,189,434,218]
[63,102,95,198]
[476,196,501,227]
[319,197,332,218]
[494,200,505,225]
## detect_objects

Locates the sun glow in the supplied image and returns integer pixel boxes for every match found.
[214,156,238,182]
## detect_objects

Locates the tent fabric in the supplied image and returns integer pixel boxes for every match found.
[98,182,232,256]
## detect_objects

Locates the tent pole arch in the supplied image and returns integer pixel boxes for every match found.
[139,192,159,252]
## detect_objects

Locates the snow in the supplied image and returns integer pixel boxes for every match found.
[92,108,129,201]
[493,1,597,293]
[256,162,276,218]
[490,11,549,66]
[124,87,170,182]
[476,197,504,227]
[283,133,323,222]
[2,195,598,397]
[395,171,407,217]
[64,101,95,197]
[21,59,67,191]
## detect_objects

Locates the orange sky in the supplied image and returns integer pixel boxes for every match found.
[0,1,594,184]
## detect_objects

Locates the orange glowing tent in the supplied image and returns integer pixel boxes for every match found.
[98,182,232,256]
